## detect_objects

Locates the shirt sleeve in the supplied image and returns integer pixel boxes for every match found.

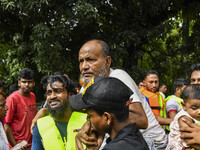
[109,69,141,103]
[31,124,44,150]
[5,96,16,123]
[166,98,179,114]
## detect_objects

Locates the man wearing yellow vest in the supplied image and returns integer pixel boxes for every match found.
[165,78,189,119]
[140,70,172,126]
[31,74,86,150]
[164,78,189,133]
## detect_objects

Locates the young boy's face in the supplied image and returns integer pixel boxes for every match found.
[183,99,200,121]
[87,109,109,135]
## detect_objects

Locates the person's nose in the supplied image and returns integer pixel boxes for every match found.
[49,92,57,100]
[197,109,200,115]
[82,61,90,71]
[152,82,156,87]
[24,82,29,86]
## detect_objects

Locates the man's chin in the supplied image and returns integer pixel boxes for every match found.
[22,90,31,93]
[80,77,93,86]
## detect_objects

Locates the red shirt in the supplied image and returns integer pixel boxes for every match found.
[5,91,37,148]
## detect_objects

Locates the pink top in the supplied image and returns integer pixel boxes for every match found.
[166,109,200,149]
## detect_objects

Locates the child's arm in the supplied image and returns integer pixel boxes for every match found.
[178,116,193,129]
[179,116,200,150]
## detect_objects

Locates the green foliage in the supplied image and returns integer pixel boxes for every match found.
[0,0,200,99]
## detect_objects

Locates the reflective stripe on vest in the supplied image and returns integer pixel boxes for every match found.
[164,95,183,109]
[156,92,167,118]
[37,111,87,150]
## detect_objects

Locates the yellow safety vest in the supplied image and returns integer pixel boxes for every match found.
[164,95,183,109]
[156,92,167,118]
[37,111,87,150]
[164,95,183,132]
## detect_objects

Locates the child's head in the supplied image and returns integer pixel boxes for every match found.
[182,84,200,121]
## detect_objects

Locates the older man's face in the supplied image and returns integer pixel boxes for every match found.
[79,41,107,85]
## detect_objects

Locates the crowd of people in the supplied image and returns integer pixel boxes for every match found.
[0,39,200,150]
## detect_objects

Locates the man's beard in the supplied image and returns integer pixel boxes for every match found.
[47,99,68,119]
[79,61,107,86]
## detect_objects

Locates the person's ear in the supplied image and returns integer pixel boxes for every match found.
[68,92,73,98]
[103,112,112,126]
[143,80,146,87]
[18,80,20,87]
[105,56,111,69]
[181,101,186,111]
[33,81,35,87]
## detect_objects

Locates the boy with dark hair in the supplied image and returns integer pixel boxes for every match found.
[159,83,167,99]
[165,78,189,119]
[164,78,189,132]
[74,76,148,150]
[4,68,37,149]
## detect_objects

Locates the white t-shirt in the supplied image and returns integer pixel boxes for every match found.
[109,68,167,144]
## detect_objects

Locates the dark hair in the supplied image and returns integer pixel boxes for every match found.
[189,63,200,78]
[144,70,159,79]
[18,68,35,80]
[74,82,81,89]
[0,81,5,87]
[182,84,200,102]
[54,71,68,76]
[89,106,129,122]
[174,78,189,93]
[137,80,143,85]
[159,83,166,89]
[9,84,19,94]
[41,74,76,94]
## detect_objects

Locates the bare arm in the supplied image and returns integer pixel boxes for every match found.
[129,102,148,129]
[180,116,200,149]
[155,115,173,125]
[168,111,177,119]
[30,108,48,134]
[4,123,17,146]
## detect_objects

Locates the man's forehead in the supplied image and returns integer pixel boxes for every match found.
[146,74,159,80]
[191,70,200,78]
[79,42,103,56]
[47,81,64,89]
[20,78,34,81]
